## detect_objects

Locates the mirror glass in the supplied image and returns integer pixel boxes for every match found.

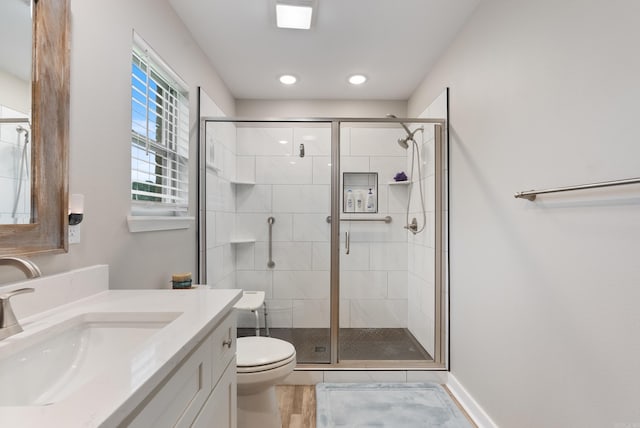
[0,0,32,224]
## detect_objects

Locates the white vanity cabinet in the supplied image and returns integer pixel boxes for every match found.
[127,312,237,428]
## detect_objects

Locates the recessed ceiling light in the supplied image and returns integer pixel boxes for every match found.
[279,140,289,145]
[279,74,297,85]
[276,1,314,30]
[348,74,367,85]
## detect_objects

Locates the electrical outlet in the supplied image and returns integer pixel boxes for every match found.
[69,224,81,244]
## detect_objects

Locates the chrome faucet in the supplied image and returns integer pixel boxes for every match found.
[0,288,34,340]
[0,257,40,340]
[0,256,42,278]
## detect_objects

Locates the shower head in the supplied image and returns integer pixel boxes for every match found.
[386,114,412,149]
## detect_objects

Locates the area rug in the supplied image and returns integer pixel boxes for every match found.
[316,382,472,427]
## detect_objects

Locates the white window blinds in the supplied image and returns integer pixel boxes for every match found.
[131,37,189,215]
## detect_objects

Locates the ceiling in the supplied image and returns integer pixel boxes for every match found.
[169,0,480,101]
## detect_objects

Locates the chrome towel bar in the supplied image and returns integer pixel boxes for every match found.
[325,215,392,223]
[514,177,640,201]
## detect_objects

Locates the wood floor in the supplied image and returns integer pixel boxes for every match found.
[276,385,316,428]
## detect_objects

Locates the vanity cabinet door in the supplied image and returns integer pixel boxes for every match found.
[211,312,236,385]
[192,357,237,428]
[127,336,213,428]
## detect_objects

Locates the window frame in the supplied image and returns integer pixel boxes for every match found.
[130,34,189,216]
[128,33,193,232]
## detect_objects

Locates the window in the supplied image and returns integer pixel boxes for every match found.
[131,36,189,217]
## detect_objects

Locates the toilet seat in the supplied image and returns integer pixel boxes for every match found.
[237,336,296,372]
[237,354,296,373]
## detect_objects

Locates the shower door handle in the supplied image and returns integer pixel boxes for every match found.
[345,231,350,255]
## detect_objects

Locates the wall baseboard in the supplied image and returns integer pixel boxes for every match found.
[447,374,497,428]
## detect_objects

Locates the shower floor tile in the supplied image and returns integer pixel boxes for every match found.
[237,328,432,364]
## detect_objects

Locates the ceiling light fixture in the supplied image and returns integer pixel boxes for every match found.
[275,0,315,30]
[348,74,367,85]
[279,74,297,85]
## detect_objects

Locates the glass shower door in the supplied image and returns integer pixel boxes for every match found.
[336,120,439,363]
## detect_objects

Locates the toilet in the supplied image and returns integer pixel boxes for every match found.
[236,336,296,428]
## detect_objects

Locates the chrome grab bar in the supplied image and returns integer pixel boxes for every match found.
[514,177,640,201]
[326,215,392,223]
[267,216,275,268]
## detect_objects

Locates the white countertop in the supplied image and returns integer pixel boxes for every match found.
[0,288,242,427]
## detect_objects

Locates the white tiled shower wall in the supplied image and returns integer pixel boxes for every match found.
[407,91,448,358]
[203,116,437,352]
[339,126,411,329]
[232,124,417,330]
[204,120,237,289]
[0,105,30,224]
[234,125,332,329]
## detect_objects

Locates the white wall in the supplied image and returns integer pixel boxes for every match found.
[236,99,407,119]
[0,0,235,286]
[409,0,640,426]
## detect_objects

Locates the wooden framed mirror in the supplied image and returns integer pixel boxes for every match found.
[0,0,70,256]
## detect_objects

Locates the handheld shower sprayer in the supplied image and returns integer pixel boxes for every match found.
[16,125,29,145]
[386,113,427,235]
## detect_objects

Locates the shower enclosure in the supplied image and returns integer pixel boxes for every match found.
[199,91,448,369]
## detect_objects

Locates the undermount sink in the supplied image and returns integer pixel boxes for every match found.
[0,312,180,406]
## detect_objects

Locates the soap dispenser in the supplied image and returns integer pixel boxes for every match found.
[366,188,376,212]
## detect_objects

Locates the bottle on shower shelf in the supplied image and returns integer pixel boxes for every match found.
[345,189,355,212]
[355,190,364,212]
[366,188,376,212]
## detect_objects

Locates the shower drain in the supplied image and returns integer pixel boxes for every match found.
[314,346,327,352]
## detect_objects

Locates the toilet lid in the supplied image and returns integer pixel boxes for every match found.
[236,337,296,367]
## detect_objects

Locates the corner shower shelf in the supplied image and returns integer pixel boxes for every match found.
[230,238,256,244]
[388,181,411,185]
[230,179,255,185]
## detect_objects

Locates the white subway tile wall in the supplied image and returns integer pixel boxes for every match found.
[204,116,238,291]
[405,90,449,357]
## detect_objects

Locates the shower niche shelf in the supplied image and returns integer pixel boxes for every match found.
[343,172,378,213]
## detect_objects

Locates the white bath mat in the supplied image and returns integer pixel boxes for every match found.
[316,382,473,427]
